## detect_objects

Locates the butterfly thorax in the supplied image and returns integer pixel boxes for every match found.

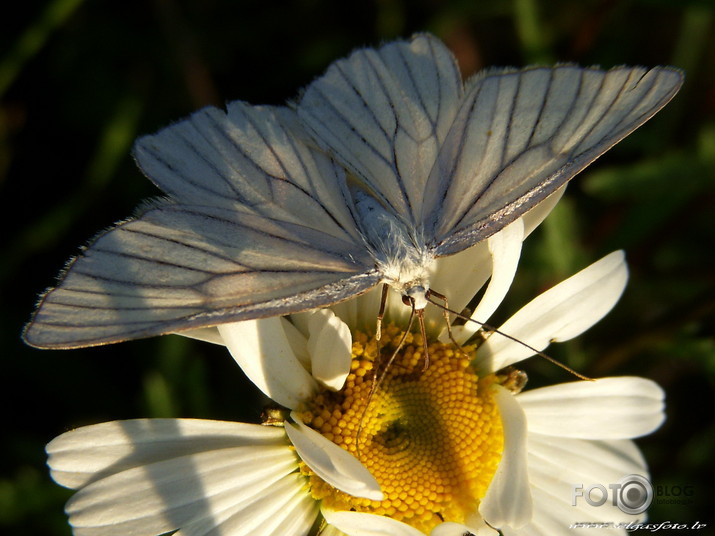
[352,188,434,310]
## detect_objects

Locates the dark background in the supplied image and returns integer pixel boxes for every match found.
[1,1,713,534]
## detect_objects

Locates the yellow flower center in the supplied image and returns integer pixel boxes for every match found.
[298,324,504,533]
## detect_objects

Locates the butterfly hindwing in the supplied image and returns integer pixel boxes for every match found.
[24,108,377,349]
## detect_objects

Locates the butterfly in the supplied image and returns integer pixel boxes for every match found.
[23,33,683,349]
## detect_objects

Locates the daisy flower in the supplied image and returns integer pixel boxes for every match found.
[46,220,665,536]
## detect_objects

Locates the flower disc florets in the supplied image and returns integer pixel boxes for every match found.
[299,324,504,533]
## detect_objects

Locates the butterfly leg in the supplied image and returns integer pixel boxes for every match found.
[427,289,471,360]
[375,283,389,341]
[416,308,430,371]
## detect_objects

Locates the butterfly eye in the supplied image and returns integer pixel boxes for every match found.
[401,295,412,307]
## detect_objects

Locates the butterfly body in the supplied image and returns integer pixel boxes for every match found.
[350,184,433,309]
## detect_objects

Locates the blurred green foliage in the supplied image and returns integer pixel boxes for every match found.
[1,0,713,534]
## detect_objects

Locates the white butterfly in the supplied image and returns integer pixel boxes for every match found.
[24,33,683,349]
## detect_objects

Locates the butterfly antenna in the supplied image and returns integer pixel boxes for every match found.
[375,284,389,341]
[356,305,416,457]
[425,295,593,381]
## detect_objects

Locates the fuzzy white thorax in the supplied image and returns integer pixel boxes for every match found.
[351,187,434,310]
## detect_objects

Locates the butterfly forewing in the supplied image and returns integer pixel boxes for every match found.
[135,104,362,242]
[24,109,378,349]
[426,65,683,256]
[297,33,463,226]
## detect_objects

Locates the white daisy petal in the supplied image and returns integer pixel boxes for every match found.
[65,443,299,536]
[333,284,385,334]
[279,317,313,370]
[285,414,383,501]
[476,250,628,370]
[219,318,318,409]
[338,282,410,335]
[262,489,321,536]
[451,219,524,345]
[527,434,648,526]
[517,377,665,439]
[505,461,641,536]
[521,185,566,238]
[322,510,424,536]
[529,440,648,530]
[306,309,353,391]
[529,434,646,484]
[480,385,532,529]
[47,419,287,489]
[313,524,347,536]
[501,488,618,536]
[427,242,492,332]
[178,327,224,345]
[431,520,499,536]
[175,473,318,536]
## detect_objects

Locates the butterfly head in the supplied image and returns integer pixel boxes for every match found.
[402,285,429,310]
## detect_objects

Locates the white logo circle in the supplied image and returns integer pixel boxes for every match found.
[616,474,653,514]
